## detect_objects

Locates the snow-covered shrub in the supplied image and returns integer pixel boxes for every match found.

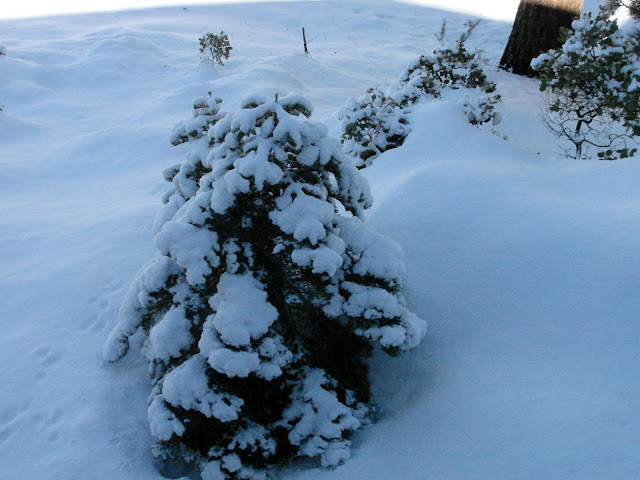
[461,94,498,126]
[338,88,410,168]
[390,20,501,126]
[532,3,640,159]
[104,93,427,479]
[200,31,232,66]
[337,20,503,168]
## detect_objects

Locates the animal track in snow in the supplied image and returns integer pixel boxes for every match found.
[33,346,62,379]
[0,400,32,445]
[83,276,124,333]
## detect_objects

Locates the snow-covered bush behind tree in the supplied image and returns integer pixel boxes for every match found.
[532,3,640,159]
[104,93,426,480]
[338,20,501,170]
[389,20,501,126]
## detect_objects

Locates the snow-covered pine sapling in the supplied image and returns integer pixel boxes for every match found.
[339,88,410,168]
[391,19,501,126]
[199,31,232,66]
[104,93,427,480]
[532,3,640,159]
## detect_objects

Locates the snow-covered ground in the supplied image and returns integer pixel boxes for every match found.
[3,0,521,21]
[1,1,639,479]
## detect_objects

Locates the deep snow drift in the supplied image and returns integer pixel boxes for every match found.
[1,1,639,479]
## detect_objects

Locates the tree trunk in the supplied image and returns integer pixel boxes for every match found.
[500,0,584,77]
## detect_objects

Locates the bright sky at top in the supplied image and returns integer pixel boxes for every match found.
[2,0,523,22]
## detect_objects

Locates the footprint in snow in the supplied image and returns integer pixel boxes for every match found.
[33,346,62,379]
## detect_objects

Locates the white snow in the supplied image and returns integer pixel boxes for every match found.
[148,394,186,441]
[1,1,640,479]
[291,245,344,276]
[210,273,278,348]
[148,305,194,361]
[283,369,364,467]
[156,220,220,285]
[270,192,335,244]
[161,356,244,421]
[207,348,262,378]
[197,273,291,380]
[337,217,405,280]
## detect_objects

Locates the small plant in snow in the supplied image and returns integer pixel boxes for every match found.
[199,31,232,66]
[390,20,501,126]
[532,3,640,159]
[338,88,410,168]
[104,93,427,480]
[0,45,6,56]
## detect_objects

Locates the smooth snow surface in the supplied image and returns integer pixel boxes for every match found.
[3,0,522,21]
[1,1,638,479]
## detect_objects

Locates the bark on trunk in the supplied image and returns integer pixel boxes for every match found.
[500,0,584,77]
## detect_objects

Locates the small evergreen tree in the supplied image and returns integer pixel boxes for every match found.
[104,93,427,480]
[532,3,640,159]
[338,88,410,169]
[200,31,232,66]
[390,20,501,126]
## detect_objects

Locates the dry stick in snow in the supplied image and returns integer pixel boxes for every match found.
[303,27,310,56]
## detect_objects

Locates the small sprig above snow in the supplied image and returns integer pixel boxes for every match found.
[199,31,232,66]
[104,92,426,480]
